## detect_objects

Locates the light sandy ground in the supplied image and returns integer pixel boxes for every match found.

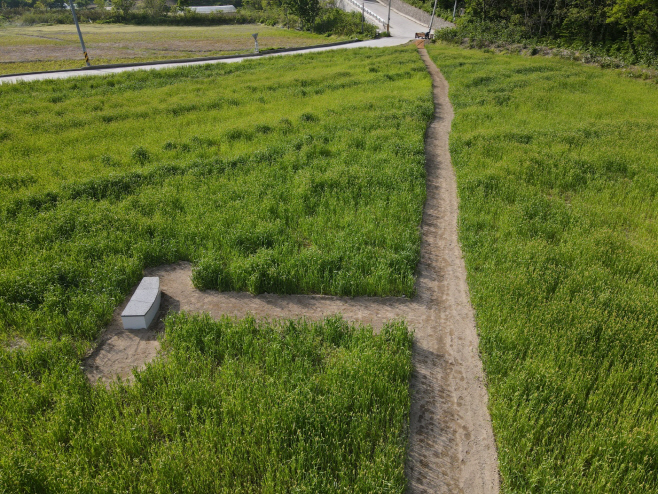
[84,48,499,493]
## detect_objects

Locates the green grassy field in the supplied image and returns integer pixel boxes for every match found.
[0,45,428,490]
[1,314,413,491]
[0,24,347,76]
[0,46,431,343]
[427,43,658,492]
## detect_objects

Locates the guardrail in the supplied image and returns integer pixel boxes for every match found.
[344,0,388,28]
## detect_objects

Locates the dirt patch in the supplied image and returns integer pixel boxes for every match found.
[84,48,499,492]
[83,283,177,385]
[5,337,28,351]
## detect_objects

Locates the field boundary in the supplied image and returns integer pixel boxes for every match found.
[0,38,360,79]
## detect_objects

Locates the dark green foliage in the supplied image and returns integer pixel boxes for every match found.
[434,0,658,68]
[428,43,658,492]
[312,7,377,37]
[284,0,320,27]
[0,315,413,492]
[131,146,150,164]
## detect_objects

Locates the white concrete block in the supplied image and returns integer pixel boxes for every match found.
[121,277,161,330]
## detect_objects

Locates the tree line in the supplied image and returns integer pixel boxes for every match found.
[413,0,657,62]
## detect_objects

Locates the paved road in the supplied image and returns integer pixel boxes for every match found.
[339,0,429,38]
[0,3,435,84]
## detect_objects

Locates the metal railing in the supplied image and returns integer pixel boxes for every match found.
[344,0,388,28]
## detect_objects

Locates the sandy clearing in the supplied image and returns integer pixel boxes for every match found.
[83,47,499,493]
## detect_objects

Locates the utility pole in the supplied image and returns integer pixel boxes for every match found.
[386,0,391,35]
[68,0,90,67]
[452,0,457,20]
[361,2,365,34]
[428,0,438,35]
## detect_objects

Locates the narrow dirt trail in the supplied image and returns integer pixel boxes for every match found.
[84,48,499,493]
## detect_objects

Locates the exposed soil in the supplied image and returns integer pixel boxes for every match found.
[0,39,304,63]
[84,48,499,493]
[0,33,324,64]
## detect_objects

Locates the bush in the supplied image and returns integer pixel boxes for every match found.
[131,146,150,164]
[142,0,168,18]
[313,7,376,37]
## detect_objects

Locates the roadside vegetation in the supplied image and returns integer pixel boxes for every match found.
[427,42,658,492]
[1,314,413,491]
[0,0,375,36]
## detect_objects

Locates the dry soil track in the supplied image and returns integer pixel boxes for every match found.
[84,48,499,493]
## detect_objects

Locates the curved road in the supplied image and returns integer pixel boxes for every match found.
[0,3,446,84]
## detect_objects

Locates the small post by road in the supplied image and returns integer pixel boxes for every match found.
[452,0,457,20]
[387,0,391,34]
[252,33,259,54]
[361,3,365,34]
[68,0,90,67]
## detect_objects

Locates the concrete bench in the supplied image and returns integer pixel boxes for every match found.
[121,277,161,330]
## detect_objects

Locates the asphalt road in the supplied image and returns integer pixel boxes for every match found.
[339,0,430,38]
[0,3,439,84]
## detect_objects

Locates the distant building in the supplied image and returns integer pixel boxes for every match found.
[188,5,237,13]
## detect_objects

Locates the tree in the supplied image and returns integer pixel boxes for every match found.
[112,0,135,17]
[284,0,321,28]
[607,0,658,55]
[143,0,167,17]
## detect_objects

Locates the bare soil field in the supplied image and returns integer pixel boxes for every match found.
[0,24,342,75]
[85,47,499,493]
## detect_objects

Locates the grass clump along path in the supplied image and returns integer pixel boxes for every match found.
[1,314,413,491]
[0,45,429,490]
[427,43,658,491]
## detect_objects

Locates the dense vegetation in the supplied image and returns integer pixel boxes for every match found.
[416,0,658,67]
[428,42,658,492]
[0,314,413,491]
[0,45,431,338]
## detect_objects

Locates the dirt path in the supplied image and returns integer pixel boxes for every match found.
[84,48,499,493]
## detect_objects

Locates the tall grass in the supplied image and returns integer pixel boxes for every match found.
[0,46,427,490]
[0,315,413,492]
[0,46,432,343]
[427,43,658,492]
